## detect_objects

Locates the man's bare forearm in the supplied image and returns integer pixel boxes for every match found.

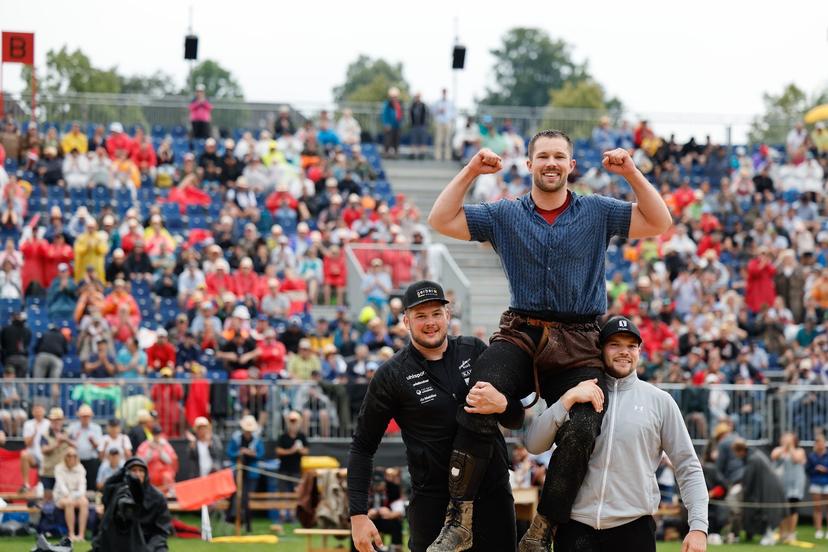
[427,166,477,240]
[626,168,672,237]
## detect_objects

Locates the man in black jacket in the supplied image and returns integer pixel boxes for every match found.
[0,311,31,377]
[92,457,172,552]
[349,281,524,552]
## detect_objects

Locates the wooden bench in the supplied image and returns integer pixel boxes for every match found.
[166,499,230,513]
[294,528,351,552]
[248,491,298,511]
[0,504,39,514]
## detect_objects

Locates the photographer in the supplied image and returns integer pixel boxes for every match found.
[92,457,171,552]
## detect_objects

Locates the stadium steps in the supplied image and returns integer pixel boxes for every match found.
[384,160,509,332]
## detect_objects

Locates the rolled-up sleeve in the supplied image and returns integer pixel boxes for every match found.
[596,196,632,239]
[463,203,496,244]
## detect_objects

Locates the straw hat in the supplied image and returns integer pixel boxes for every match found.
[240,415,259,433]
[48,407,65,421]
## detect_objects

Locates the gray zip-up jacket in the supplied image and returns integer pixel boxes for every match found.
[526,370,708,533]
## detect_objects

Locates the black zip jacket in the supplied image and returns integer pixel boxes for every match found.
[348,336,524,516]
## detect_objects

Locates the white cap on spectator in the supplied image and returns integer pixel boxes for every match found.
[325,177,338,188]
[195,83,206,92]
[297,222,309,234]
[109,122,124,133]
[236,176,249,188]
[201,301,213,310]
[224,138,235,150]
[205,137,216,147]
[270,225,283,235]
[331,194,343,204]
[348,194,360,203]
[216,260,230,272]
[232,306,251,320]
[58,263,69,273]
[240,257,253,268]
[193,416,210,429]
[157,327,168,337]
[298,338,312,350]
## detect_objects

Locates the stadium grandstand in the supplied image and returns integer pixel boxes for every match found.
[1,88,828,547]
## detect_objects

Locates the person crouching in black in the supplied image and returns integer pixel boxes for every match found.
[92,457,172,552]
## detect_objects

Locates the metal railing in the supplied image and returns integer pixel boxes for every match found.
[2,91,792,145]
[0,377,363,441]
[344,243,472,333]
[778,384,828,446]
[2,378,825,447]
[658,383,773,446]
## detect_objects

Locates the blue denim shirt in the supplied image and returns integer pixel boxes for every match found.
[464,191,631,315]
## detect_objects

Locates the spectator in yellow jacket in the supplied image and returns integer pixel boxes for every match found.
[74,219,109,283]
[60,122,89,156]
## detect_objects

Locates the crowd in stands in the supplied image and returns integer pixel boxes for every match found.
[0,97,440,441]
[0,89,828,445]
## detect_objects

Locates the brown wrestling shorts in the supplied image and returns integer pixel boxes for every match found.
[491,310,604,405]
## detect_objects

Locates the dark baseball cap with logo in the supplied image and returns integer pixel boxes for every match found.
[402,280,450,310]
[599,315,642,346]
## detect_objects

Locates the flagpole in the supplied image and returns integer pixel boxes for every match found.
[235,459,243,537]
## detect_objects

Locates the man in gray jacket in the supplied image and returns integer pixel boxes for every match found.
[526,316,708,552]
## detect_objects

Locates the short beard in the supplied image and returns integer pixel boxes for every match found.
[410,329,448,351]
[533,174,566,193]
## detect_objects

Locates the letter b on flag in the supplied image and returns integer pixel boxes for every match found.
[2,32,35,65]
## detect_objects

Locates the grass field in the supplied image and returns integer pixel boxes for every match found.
[0,521,823,551]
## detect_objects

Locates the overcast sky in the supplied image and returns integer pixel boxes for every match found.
[3,0,828,138]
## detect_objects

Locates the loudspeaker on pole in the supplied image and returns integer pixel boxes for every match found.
[452,45,466,70]
[184,35,199,61]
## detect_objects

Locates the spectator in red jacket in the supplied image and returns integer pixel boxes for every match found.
[44,233,74,287]
[206,260,234,299]
[104,122,135,160]
[323,244,346,306]
[147,328,177,372]
[265,182,298,213]
[20,228,48,294]
[637,315,678,358]
[342,194,362,228]
[257,328,287,377]
[697,231,722,259]
[745,247,777,313]
[383,236,414,287]
[231,257,264,300]
[131,131,157,170]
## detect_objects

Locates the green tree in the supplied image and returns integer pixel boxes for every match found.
[333,55,409,103]
[749,83,810,144]
[120,71,178,97]
[482,27,588,107]
[550,79,608,110]
[21,47,120,96]
[20,47,145,126]
[184,60,244,99]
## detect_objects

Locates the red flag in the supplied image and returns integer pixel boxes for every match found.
[0,448,38,492]
[173,468,237,510]
[2,32,34,65]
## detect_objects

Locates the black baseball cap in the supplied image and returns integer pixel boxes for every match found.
[599,316,642,346]
[402,280,450,310]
